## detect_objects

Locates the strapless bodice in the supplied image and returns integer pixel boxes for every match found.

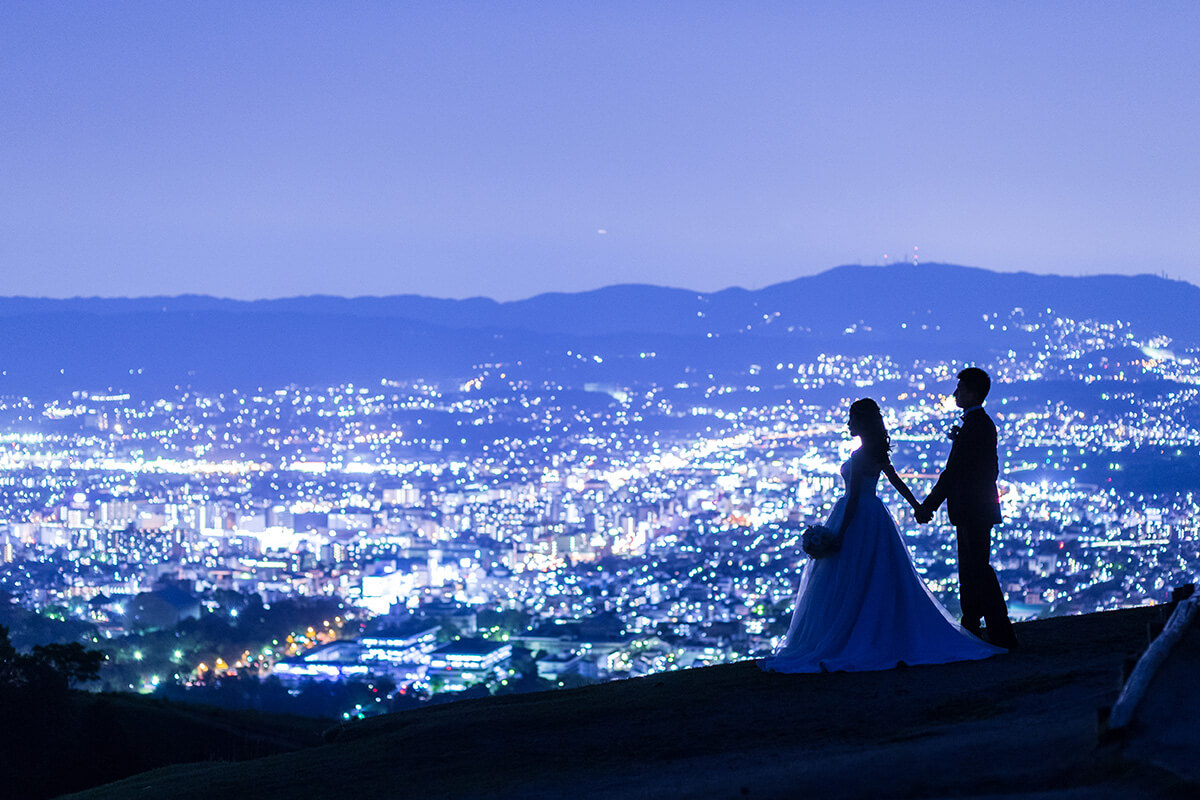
[841,456,882,497]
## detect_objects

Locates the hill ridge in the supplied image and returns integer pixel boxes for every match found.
[2,262,1196,306]
[3,262,1200,397]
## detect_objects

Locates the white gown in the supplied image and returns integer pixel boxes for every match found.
[761,454,1003,673]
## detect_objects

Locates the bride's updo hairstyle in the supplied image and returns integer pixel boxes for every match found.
[849,398,891,463]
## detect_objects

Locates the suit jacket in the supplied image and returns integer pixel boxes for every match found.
[926,407,1002,527]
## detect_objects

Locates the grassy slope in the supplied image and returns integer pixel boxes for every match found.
[63,606,1199,800]
[0,690,325,800]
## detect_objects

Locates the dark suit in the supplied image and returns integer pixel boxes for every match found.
[925,407,1017,648]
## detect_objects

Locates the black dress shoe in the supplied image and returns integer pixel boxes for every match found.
[987,633,1018,651]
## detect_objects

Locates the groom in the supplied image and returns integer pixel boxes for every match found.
[916,367,1018,650]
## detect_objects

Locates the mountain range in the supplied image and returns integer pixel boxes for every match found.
[1,263,1196,396]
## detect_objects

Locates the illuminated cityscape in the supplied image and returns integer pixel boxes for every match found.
[5,4,1200,796]
[1,303,1197,716]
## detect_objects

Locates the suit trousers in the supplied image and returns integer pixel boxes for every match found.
[956,523,1017,648]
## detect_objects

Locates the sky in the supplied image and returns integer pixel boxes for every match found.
[3,2,1199,300]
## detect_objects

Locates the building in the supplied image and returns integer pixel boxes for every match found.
[427,638,513,691]
[272,641,369,685]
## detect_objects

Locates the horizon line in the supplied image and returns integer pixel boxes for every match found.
[0,262,1191,305]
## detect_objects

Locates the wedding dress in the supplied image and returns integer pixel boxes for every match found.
[761,454,1003,673]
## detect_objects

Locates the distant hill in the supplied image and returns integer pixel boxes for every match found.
[62,605,1196,800]
[1,264,1198,396]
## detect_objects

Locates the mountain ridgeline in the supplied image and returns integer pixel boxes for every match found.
[1,263,1196,396]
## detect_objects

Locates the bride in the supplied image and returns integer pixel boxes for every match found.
[761,398,1003,673]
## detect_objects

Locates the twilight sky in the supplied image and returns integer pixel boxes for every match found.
[3,2,1199,300]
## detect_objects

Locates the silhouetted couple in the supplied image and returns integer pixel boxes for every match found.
[761,367,1017,674]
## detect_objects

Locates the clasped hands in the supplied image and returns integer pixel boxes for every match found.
[912,499,934,525]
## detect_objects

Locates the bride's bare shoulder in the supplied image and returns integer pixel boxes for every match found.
[850,449,887,471]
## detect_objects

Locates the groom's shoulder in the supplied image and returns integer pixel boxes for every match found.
[962,408,998,436]
[966,406,995,423]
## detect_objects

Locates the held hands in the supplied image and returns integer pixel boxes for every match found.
[913,499,934,524]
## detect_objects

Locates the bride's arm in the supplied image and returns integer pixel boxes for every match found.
[883,460,920,511]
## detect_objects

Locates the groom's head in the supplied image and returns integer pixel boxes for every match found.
[953,367,990,408]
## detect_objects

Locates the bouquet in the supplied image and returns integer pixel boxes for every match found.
[802,524,841,559]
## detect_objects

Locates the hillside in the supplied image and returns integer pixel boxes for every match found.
[0,690,325,800]
[64,605,1198,800]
